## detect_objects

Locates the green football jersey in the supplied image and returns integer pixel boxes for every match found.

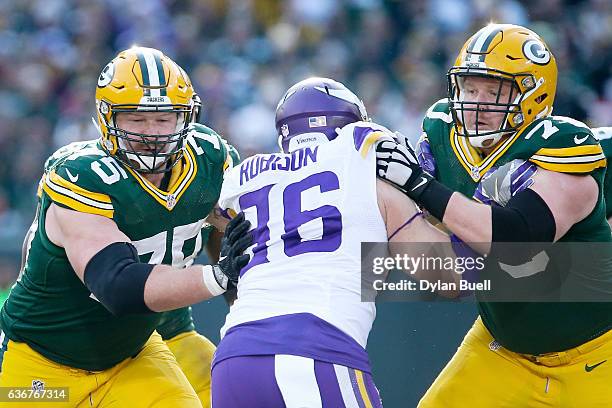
[0,123,234,371]
[423,99,612,354]
[154,225,213,341]
[156,141,240,341]
[593,127,612,219]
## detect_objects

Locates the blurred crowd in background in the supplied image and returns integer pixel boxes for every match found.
[0,0,610,281]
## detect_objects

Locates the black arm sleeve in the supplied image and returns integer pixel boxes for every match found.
[84,242,155,316]
[490,188,556,264]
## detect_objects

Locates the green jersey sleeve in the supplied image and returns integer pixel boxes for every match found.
[594,127,612,218]
[41,141,116,219]
[525,116,606,174]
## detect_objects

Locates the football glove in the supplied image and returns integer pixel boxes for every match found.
[212,212,252,289]
[376,139,434,200]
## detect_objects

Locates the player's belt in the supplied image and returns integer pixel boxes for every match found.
[519,328,612,367]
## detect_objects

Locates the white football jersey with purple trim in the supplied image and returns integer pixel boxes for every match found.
[218,122,390,348]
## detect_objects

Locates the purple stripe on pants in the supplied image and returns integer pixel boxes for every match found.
[314,360,346,407]
[211,355,285,408]
[348,368,367,408]
[211,355,383,408]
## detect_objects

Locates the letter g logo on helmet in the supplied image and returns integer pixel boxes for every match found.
[97,62,115,87]
[522,39,551,65]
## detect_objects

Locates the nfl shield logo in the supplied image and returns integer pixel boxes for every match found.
[167,194,176,209]
[32,380,45,392]
[470,165,480,180]
[281,124,289,137]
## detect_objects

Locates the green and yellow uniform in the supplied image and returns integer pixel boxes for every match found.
[0,123,233,407]
[419,99,612,408]
[593,127,612,219]
[155,140,238,408]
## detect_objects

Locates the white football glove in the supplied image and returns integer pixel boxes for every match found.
[376,139,434,199]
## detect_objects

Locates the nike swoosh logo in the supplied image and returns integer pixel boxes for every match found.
[574,134,589,144]
[65,169,79,183]
[585,360,607,372]
[411,176,428,192]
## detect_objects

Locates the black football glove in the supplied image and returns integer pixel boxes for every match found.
[212,211,252,289]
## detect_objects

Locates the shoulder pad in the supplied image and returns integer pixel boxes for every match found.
[224,140,241,168]
[527,117,605,174]
[337,121,393,157]
[593,128,612,159]
[424,99,452,124]
[593,127,612,142]
[185,124,232,169]
[190,122,220,137]
[422,99,452,145]
[42,142,117,218]
[44,140,102,172]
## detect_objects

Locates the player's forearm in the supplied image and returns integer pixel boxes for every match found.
[442,193,492,254]
[144,212,251,312]
[144,264,216,312]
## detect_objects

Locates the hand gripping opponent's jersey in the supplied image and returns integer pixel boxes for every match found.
[593,127,612,219]
[0,124,235,371]
[213,122,388,373]
[423,99,612,354]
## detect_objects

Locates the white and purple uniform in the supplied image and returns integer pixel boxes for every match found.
[212,122,389,408]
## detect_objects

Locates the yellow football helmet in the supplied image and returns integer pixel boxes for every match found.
[95,46,196,173]
[448,24,558,148]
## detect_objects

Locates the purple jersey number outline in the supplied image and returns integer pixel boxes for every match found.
[238,171,343,275]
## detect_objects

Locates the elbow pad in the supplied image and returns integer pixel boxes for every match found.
[84,242,154,316]
[490,188,556,264]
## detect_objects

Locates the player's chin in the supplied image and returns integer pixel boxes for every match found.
[479,138,498,148]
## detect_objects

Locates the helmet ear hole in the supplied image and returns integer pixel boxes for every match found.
[528,109,532,115]
[535,94,547,104]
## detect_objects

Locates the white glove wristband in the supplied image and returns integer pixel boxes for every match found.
[202,265,226,297]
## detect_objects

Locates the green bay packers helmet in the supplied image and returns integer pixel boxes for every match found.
[95,47,196,173]
[448,24,558,148]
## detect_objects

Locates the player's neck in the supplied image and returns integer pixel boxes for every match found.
[142,172,165,189]
[140,160,180,191]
